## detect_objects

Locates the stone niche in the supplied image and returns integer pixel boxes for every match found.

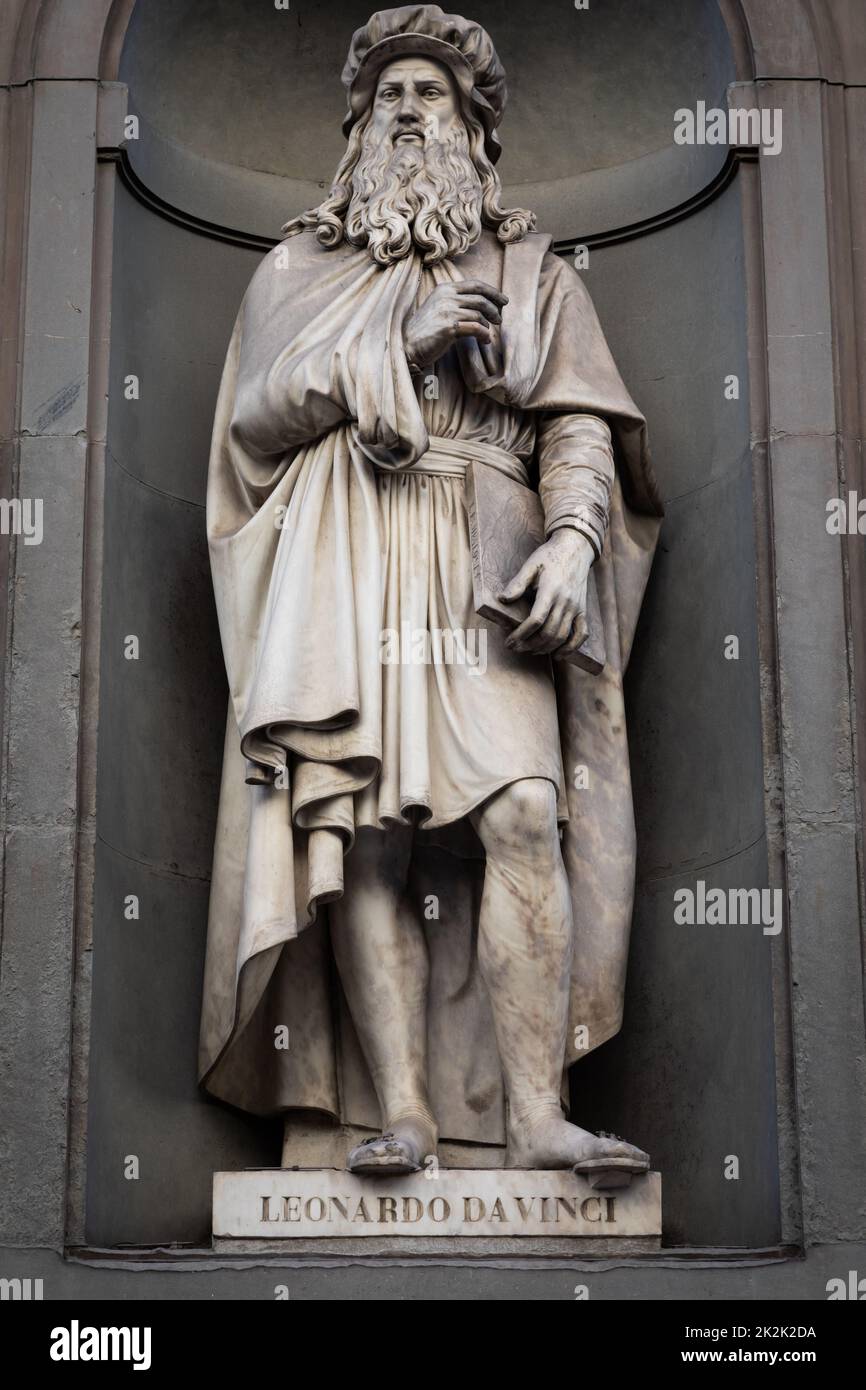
[85,0,780,1252]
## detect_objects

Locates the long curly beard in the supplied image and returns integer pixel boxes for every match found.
[345,124,484,266]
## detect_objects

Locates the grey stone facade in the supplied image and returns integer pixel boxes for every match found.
[0,0,864,1298]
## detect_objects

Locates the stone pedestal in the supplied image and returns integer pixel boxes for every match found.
[212,1168,662,1255]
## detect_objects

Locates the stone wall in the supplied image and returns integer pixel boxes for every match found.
[0,0,864,1297]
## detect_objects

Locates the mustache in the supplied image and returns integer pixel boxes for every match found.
[390,119,427,136]
[359,123,472,182]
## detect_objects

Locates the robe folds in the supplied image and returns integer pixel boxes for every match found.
[198,226,663,1145]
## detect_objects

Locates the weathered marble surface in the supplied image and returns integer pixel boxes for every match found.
[200,7,661,1192]
[213,1169,661,1240]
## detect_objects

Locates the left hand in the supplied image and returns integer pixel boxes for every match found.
[500,529,595,656]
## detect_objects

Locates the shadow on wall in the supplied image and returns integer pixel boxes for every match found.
[86,0,779,1249]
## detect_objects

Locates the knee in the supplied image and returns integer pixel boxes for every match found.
[475,779,559,859]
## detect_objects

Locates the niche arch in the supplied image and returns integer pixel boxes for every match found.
[69,0,805,1248]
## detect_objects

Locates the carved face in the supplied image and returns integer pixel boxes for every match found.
[341,52,483,266]
[370,56,463,149]
[283,34,534,264]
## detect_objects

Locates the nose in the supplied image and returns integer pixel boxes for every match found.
[395,87,424,124]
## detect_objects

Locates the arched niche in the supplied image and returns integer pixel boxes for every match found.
[83,0,780,1249]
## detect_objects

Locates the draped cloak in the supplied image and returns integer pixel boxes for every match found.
[198,226,663,1145]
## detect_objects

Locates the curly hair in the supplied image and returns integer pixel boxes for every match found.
[282,107,535,258]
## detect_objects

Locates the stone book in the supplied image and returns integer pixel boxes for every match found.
[466,459,606,674]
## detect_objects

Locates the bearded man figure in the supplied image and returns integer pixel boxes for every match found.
[199,6,663,1187]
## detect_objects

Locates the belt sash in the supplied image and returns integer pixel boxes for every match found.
[373,434,529,487]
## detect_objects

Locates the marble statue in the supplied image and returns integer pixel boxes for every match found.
[198,5,663,1189]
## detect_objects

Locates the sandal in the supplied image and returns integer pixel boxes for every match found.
[347,1131,423,1176]
[572,1131,650,1190]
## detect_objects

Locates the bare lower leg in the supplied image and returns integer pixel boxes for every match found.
[329,825,437,1168]
[472,780,648,1177]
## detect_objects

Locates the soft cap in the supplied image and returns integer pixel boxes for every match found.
[341,5,507,163]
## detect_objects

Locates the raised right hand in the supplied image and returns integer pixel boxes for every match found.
[403,279,508,370]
